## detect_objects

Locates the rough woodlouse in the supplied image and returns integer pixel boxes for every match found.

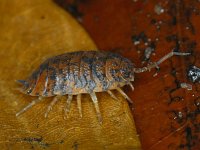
[16,50,190,123]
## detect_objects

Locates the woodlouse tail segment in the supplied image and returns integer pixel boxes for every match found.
[107,90,118,100]
[116,88,133,104]
[77,94,82,118]
[64,94,73,119]
[14,87,25,93]
[90,92,103,124]
[15,80,29,93]
[16,80,29,87]
[16,97,43,117]
[44,96,59,118]
[133,51,191,74]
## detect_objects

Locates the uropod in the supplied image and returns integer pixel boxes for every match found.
[16,50,190,124]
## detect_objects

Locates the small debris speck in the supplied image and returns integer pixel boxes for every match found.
[187,66,200,83]
[178,111,183,118]
[143,47,154,62]
[180,83,192,90]
[154,4,165,15]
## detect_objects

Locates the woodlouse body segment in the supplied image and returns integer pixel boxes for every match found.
[16,50,190,123]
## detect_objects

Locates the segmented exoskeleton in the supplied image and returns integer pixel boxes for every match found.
[16,50,190,123]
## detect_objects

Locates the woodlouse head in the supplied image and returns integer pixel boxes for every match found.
[120,58,135,82]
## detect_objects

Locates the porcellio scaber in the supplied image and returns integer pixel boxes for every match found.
[16,50,190,123]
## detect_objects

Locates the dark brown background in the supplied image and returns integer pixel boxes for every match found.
[55,0,200,149]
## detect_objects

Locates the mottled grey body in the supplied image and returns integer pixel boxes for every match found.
[16,50,190,123]
[23,51,134,97]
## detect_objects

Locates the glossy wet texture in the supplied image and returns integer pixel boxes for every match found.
[21,51,134,96]
[55,0,200,149]
[16,50,136,124]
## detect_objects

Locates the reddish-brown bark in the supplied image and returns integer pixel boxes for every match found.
[56,0,200,149]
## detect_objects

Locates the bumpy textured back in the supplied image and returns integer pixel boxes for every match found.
[24,51,134,97]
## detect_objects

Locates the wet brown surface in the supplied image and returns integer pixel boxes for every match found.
[55,0,200,149]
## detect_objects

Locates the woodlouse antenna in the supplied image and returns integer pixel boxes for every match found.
[133,51,190,73]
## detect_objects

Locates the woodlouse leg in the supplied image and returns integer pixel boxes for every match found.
[77,94,82,118]
[107,90,118,100]
[89,92,103,124]
[116,88,133,103]
[44,96,59,118]
[64,94,73,119]
[16,96,43,117]
[128,82,134,91]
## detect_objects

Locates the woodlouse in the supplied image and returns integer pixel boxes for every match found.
[16,50,190,123]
